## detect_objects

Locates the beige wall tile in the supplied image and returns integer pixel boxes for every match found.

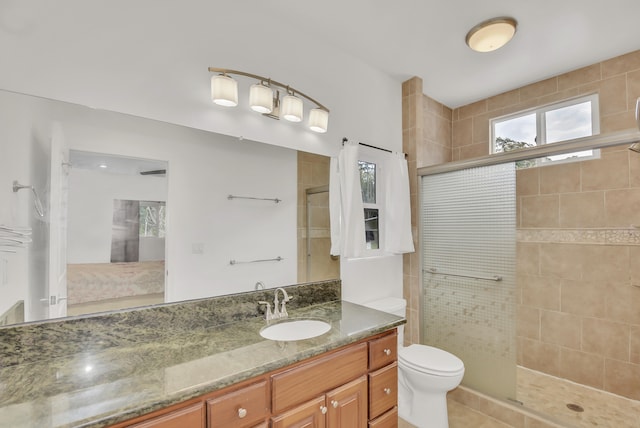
[605,188,640,227]
[631,326,640,364]
[452,117,472,148]
[631,246,640,285]
[601,110,637,133]
[559,348,604,389]
[541,310,581,349]
[516,167,540,196]
[604,359,640,400]
[539,243,582,281]
[560,279,607,318]
[629,151,640,187]
[520,338,561,375]
[626,69,640,110]
[520,77,558,101]
[558,64,602,91]
[581,150,629,191]
[559,191,605,228]
[521,195,559,228]
[522,276,560,311]
[517,242,539,275]
[488,90,520,112]
[458,142,490,160]
[517,304,540,340]
[472,113,490,144]
[582,317,630,361]
[458,99,488,120]
[602,49,640,78]
[606,282,640,325]
[582,245,630,282]
[598,75,628,116]
[539,162,581,194]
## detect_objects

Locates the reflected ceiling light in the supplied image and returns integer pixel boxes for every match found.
[466,17,517,53]
[208,67,330,133]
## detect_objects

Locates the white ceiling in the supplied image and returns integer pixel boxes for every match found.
[1,0,639,110]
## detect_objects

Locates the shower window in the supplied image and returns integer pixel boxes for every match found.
[491,94,600,167]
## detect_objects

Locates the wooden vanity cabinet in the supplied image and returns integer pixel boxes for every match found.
[114,329,398,428]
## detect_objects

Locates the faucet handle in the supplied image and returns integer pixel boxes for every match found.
[258,301,273,321]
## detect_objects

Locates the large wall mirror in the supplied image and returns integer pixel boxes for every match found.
[0,89,339,327]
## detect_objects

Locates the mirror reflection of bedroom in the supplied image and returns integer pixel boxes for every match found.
[66,150,167,316]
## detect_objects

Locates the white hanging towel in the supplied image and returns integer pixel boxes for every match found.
[382,152,415,254]
[329,141,366,258]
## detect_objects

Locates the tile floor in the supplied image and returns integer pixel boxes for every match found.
[398,398,514,428]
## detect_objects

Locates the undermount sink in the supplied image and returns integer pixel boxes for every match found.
[260,319,331,341]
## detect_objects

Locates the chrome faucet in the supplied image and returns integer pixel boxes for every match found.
[272,288,290,319]
[258,300,275,321]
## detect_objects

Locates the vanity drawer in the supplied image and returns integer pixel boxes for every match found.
[128,403,205,428]
[206,380,269,428]
[368,406,398,428]
[368,362,397,420]
[368,331,397,371]
[271,342,368,413]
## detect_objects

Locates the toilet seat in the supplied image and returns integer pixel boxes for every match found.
[399,344,464,376]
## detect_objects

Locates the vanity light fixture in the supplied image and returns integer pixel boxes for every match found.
[465,17,517,53]
[208,67,330,133]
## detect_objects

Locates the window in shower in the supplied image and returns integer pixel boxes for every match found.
[491,93,600,167]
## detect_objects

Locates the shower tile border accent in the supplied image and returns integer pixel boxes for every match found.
[517,228,640,245]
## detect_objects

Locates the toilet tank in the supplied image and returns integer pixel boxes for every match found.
[363,297,407,346]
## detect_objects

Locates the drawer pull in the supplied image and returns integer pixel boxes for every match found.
[320,405,328,414]
[237,407,247,418]
[383,348,391,356]
[331,400,339,408]
[383,387,392,395]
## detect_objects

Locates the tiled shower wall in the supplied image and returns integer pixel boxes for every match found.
[404,49,640,401]
[296,151,339,283]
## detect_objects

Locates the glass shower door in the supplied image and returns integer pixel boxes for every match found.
[421,163,517,400]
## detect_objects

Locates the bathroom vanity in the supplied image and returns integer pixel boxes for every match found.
[0,281,404,428]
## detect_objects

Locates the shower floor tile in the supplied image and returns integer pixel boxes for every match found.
[517,366,640,427]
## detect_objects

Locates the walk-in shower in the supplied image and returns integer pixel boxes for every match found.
[419,123,640,427]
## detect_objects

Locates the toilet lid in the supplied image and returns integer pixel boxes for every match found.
[399,344,464,376]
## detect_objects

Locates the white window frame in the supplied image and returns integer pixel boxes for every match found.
[490,93,601,166]
[358,147,386,257]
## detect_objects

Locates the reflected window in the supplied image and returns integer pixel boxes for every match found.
[359,159,381,251]
[139,201,166,238]
[491,94,600,168]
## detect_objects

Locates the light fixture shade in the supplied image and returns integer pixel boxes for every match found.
[308,108,329,133]
[211,74,238,106]
[281,94,303,122]
[466,17,517,52]
[249,83,274,113]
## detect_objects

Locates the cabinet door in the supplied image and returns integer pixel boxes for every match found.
[271,396,327,428]
[128,403,205,428]
[207,380,268,428]
[368,363,398,420]
[326,376,367,428]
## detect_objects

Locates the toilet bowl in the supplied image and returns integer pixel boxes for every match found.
[363,298,465,428]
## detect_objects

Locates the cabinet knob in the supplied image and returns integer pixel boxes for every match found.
[383,387,392,395]
[383,348,391,356]
[237,407,247,418]
[320,405,328,414]
[331,400,339,408]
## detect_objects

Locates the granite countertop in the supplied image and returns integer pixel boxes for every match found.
[0,288,404,428]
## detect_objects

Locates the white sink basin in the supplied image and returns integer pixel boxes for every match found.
[260,319,331,341]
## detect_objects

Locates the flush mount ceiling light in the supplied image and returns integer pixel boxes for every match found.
[208,67,330,133]
[466,17,517,53]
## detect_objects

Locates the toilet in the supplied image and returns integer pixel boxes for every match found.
[363,297,464,428]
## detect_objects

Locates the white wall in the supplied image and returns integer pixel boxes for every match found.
[67,169,168,263]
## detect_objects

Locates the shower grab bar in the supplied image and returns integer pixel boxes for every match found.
[230,256,284,265]
[228,194,281,203]
[424,267,502,282]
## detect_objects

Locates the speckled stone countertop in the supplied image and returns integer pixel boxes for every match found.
[0,280,404,428]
